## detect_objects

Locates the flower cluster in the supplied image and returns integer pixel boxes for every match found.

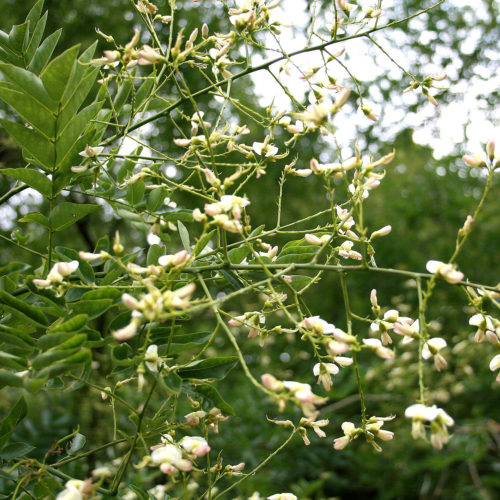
[405,404,454,450]
[141,434,210,475]
[193,194,250,233]
[261,374,326,419]
[113,283,196,341]
[33,261,79,292]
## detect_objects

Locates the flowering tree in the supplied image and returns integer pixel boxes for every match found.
[0,0,499,498]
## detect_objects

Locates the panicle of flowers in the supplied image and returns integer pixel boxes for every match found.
[139,433,210,476]
[194,194,250,233]
[113,283,196,341]
[33,260,79,292]
[405,403,454,449]
[261,374,326,419]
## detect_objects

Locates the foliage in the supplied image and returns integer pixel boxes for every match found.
[0,1,499,499]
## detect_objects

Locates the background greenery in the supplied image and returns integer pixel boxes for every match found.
[0,1,499,499]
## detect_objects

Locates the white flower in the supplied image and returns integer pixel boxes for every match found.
[426,260,464,284]
[333,421,358,450]
[300,316,335,335]
[362,338,394,359]
[422,337,448,371]
[313,362,339,391]
[179,436,211,457]
[489,354,500,382]
[79,145,103,158]
[144,344,160,372]
[268,494,297,500]
[56,480,86,500]
[253,141,279,157]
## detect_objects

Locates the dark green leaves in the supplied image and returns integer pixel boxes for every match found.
[178,357,238,380]
[1,168,51,197]
[50,202,100,231]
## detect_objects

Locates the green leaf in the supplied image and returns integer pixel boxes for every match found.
[37,331,79,350]
[194,383,235,416]
[59,67,99,130]
[177,220,191,251]
[0,329,34,349]
[220,269,244,290]
[147,244,163,266]
[49,202,100,231]
[29,28,61,75]
[0,262,30,278]
[0,352,27,370]
[67,433,86,455]
[25,12,48,65]
[0,86,55,137]
[61,42,97,104]
[0,119,54,170]
[40,45,80,102]
[0,442,35,460]
[49,314,88,333]
[178,356,238,380]
[228,244,251,264]
[0,397,27,449]
[193,230,215,256]
[32,348,80,370]
[71,299,113,319]
[161,371,183,395]
[80,288,122,301]
[56,101,103,167]
[1,168,51,197]
[146,186,166,212]
[0,63,56,110]
[8,22,29,54]
[18,211,50,227]
[161,208,194,223]
[126,180,146,206]
[0,370,24,389]
[112,344,134,366]
[135,75,154,110]
[0,289,48,326]
[117,146,142,183]
[25,0,45,31]
[113,79,132,113]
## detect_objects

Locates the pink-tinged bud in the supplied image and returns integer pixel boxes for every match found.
[333,328,356,344]
[79,251,108,262]
[122,293,139,309]
[229,462,245,472]
[113,320,139,341]
[310,158,322,173]
[433,73,447,81]
[334,87,351,108]
[261,373,284,391]
[293,169,312,177]
[485,330,499,345]
[33,278,52,288]
[305,233,323,246]
[370,289,378,309]
[458,215,473,236]
[137,45,164,65]
[192,208,208,222]
[201,168,220,187]
[126,29,141,50]
[486,140,495,160]
[462,154,484,167]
